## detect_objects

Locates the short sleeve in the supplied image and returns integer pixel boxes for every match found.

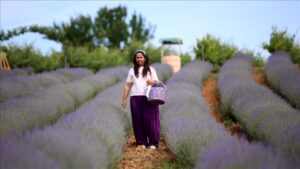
[150,66,159,81]
[126,68,133,83]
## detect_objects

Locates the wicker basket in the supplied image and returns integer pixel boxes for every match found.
[148,81,167,105]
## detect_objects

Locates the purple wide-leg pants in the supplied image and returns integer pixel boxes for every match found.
[130,96,160,147]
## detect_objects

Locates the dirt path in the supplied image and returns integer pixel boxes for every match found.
[117,131,175,169]
[252,67,267,86]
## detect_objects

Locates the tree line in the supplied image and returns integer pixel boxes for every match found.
[193,26,300,72]
[0,5,154,50]
[1,5,299,72]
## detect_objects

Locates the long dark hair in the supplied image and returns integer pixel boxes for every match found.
[133,50,151,78]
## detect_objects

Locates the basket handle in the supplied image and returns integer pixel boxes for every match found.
[154,80,167,90]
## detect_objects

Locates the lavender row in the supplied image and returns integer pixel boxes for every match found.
[0,63,173,169]
[218,54,300,160]
[266,51,300,108]
[0,67,34,78]
[152,63,173,82]
[161,60,298,168]
[161,61,215,165]
[0,66,129,138]
[0,68,94,103]
[0,83,128,169]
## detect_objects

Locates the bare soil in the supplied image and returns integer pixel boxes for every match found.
[252,67,267,86]
[117,131,175,169]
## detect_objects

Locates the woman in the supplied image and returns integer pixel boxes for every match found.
[122,50,160,150]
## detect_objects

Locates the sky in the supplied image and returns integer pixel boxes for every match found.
[1,1,300,59]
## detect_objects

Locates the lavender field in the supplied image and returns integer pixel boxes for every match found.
[0,66,128,137]
[1,58,300,169]
[0,68,94,103]
[161,60,299,169]
[0,63,173,169]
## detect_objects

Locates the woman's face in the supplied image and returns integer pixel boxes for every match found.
[135,53,145,66]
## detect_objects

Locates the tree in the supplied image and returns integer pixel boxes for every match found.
[56,15,94,49]
[28,15,94,67]
[262,26,300,64]
[129,12,155,43]
[0,5,156,68]
[0,26,28,41]
[31,15,94,49]
[94,6,129,49]
[194,34,238,71]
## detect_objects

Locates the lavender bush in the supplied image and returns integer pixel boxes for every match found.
[152,63,173,82]
[54,67,94,80]
[0,84,125,169]
[161,61,215,166]
[0,66,128,137]
[0,68,93,103]
[196,137,298,169]
[0,138,60,169]
[266,51,300,108]
[218,54,300,160]
[0,67,34,79]
[160,60,298,168]
[0,63,172,169]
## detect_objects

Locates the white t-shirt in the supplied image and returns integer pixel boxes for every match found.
[126,66,159,96]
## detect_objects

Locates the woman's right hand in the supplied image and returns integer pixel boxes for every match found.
[147,80,156,86]
[122,99,126,112]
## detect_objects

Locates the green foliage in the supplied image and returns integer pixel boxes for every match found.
[123,38,145,63]
[93,5,154,49]
[55,15,94,48]
[129,12,155,43]
[144,44,162,63]
[0,26,28,41]
[123,39,161,64]
[262,26,300,64]
[239,48,265,67]
[175,142,194,168]
[94,6,129,49]
[194,34,266,70]
[1,43,62,72]
[65,46,128,71]
[180,52,192,66]
[1,6,154,52]
[1,40,165,72]
[290,43,300,64]
[160,158,191,169]
[194,34,238,71]
[252,55,265,67]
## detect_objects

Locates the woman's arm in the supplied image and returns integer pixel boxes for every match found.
[122,82,133,111]
[147,66,159,86]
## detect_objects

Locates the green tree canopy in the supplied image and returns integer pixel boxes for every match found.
[94,6,129,48]
[129,12,155,43]
[194,34,238,71]
[0,6,155,50]
[262,26,300,64]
